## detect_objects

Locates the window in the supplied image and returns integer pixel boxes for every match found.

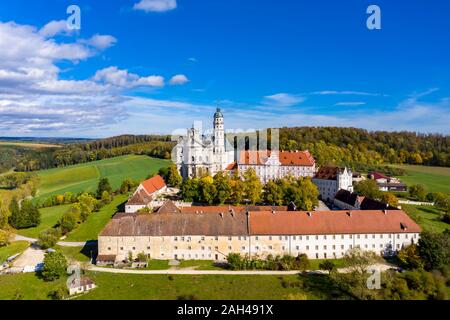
[188,246,191,250]
[332,235,336,240]
[306,246,309,250]
[174,246,178,250]
[341,245,344,249]
[332,245,335,250]
[228,246,232,250]
[215,246,218,250]
[255,246,259,250]
[349,235,353,239]
[120,247,123,251]
[269,236,272,241]
[357,235,360,239]
[201,236,205,241]
[255,236,259,241]
[269,245,273,250]
[306,236,309,240]
[365,235,368,239]
[174,237,178,241]
[405,234,408,239]
[147,246,150,250]
[181,237,185,241]
[315,245,319,250]
[315,235,319,240]
[380,234,384,239]
[201,246,205,250]
[324,235,327,240]
[132,247,135,250]
[296,246,299,250]
[397,234,400,239]
[372,234,375,239]
[241,246,245,251]
[282,246,285,250]
[107,247,111,251]
[228,236,232,241]
[215,236,219,241]
[341,235,344,239]
[293,236,296,240]
[323,245,327,250]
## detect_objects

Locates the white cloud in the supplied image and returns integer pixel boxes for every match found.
[169,74,189,85]
[334,102,366,106]
[79,34,117,50]
[133,0,177,12]
[39,20,74,38]
[263,93,305,107]
[93,66,164,88]
[312,90,381,96]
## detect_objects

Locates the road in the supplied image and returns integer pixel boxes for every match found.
[87,262,394,275]
[14,234,87,247]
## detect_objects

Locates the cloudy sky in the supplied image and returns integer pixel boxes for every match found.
[0,0,449,138]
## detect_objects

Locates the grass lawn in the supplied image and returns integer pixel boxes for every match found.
[0,272,350,300]
[309,259,347,270]
[0,241,30,263]
[17,204,71,239]
[0,273,66,300]
[178,260,225,270]
[402,204,449,233]
[55,245,93,263]
[64,194,128,242]
[146,260,170,270]
[35,155,170,201]
[390,164,450,193]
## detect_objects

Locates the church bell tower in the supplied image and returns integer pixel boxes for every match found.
[213,108,225,169]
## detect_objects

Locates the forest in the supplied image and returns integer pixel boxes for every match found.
[0,127,448,174]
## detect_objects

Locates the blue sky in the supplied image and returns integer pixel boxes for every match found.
[0,0,449,138]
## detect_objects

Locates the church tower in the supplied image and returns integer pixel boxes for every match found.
[213,108,225,170]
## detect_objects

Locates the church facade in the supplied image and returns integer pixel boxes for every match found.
[175,108,234,179]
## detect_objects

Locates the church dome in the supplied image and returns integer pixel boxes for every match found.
[214,108,223,119]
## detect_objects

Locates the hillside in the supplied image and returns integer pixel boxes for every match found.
[35,155,170,201]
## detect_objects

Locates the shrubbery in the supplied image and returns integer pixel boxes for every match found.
[226,253,310,271]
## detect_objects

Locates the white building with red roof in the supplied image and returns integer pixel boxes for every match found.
[236,150,316,183]
[125,175,167,213]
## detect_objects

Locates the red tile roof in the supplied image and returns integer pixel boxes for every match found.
[225,162,238,171]
[249,210,420,235]
[370,172,390,180]
[141,175,166,194]
[100,209,421,237]
[314,166,346,180]
[239,150,315,166]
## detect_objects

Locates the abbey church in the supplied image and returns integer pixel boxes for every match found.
[175,108,235,179]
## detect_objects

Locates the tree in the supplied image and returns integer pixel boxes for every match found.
[397,244,424,270]
[198,176,216,204]
[319,260,336,274]
[101,190,111,205]
[77,193,97,221]
[120,178,139,194]
[354,179,381,199]
[243,168,262,204]
[263,180,283,205]
[286,177,319,211]
[213,172,232,204]
[59,208,79,234]
[0,229,10,247]
[418,231,450,271]
[167,165,182,187]
[180,178,199,202]
[8,198,21,229]
[380,192,399,207]
[0,200,9,229]
[230,172,245,205]
[41,251,68,281]
[409,184,427,201]
[38,228,61,249]
[96,178,112,199]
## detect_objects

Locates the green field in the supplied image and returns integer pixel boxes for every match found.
[55,245,93,263]
[17,205,71,238]
[391,164,450,193]
[35,155,170,201]
[64,194,128,242]
[0,241,29,263]
[0,272,349,300]
[402,204,449,233]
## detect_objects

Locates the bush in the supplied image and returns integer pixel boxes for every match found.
[38,228,61,249]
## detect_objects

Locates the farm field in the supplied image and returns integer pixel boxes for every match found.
[0,241,29,263]
[35,155,170,201]
[402,204,449,233]
[17,205,71,239]
[0,272,349,300]
[0,141,61,148]
[391,164,450,193]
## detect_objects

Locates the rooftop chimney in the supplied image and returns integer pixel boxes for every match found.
[307,212,312,217]
[272,210,276,214]
[219,212,224,219]
[347,211,352,217]
[383,209,387,215]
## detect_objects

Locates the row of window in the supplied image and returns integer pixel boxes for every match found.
[109,242,405,253]
[112,233,417,243]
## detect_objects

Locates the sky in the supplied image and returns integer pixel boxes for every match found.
[0,0,449,138]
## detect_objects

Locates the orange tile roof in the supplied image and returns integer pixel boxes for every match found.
[249,210,421,235]
[239,150,315,166]
[313,166,345,180]
[141,175,166,194]
[225,162,238,170]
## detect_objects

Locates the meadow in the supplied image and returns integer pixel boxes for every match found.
[0,272,349,300]
[391,164,450,193]
[35,155,170,201]
[401,204,449,233]
[17,205,71,238]
[0,241,29,263]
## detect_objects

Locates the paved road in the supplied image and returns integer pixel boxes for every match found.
[87,262,394,275]
[14,234,88,247]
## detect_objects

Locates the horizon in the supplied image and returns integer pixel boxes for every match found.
[0,0,449,137]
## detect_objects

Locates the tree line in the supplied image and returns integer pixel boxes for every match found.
[179,168,319,210]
